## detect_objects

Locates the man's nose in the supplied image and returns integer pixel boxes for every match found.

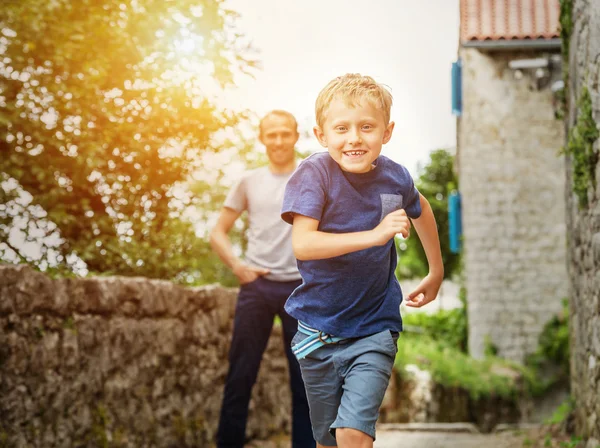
[275,136,283,146]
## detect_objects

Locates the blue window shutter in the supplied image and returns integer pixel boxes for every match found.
[451,59,462,116]
[448,191,462,254]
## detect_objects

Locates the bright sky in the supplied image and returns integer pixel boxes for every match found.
[222,0,460,175]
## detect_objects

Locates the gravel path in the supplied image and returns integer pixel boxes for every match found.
[246,428,535,448]
[374,429,527,448]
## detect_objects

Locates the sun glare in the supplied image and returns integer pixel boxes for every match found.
[165,28,227,103]
[173,37,196,54]
[173,30,205,56]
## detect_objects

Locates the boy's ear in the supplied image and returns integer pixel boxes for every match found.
[382,121,395,145]
[313,126,328,148]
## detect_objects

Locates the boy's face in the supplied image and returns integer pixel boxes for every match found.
[314,98,394,173]
[259,114,299,169]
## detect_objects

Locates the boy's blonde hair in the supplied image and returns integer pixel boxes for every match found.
[315,73,393,128]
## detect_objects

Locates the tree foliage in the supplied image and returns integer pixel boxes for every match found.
[0,0,258,283]
[396,149,460,279]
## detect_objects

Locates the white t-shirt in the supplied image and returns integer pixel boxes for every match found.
[223,165,301,282]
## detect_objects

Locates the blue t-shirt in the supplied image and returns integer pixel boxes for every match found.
[281,152,422,338]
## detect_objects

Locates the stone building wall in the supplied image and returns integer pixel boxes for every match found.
[564,0,600,444]
[0,264,293,447]
[457,48,568,361]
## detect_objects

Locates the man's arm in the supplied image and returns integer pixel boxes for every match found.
[291,209,411,261]
[210,207,269,284]
[405,193,444,307]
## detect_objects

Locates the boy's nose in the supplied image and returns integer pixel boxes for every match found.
[348,131,362,145]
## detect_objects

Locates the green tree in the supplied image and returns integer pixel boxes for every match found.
[396,149,460,280]
[0,0,258,283]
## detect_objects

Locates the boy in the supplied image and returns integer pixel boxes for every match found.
[281,74,444,448]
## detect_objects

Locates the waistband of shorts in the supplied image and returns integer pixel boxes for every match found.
[292,321,347,360]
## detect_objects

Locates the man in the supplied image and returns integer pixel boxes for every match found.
[210,110,315,448]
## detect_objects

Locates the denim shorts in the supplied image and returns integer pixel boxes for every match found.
[291,329,399,446]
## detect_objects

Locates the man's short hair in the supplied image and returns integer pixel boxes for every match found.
[259,110,298,136]
[315,74,393,128]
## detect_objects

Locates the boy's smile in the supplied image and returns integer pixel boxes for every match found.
[314,98,395,174]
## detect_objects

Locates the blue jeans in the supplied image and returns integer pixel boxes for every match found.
[216,277,315,448]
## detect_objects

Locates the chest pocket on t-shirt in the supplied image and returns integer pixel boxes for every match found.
[380,193,403,221]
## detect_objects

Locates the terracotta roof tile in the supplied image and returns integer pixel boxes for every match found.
[460,0,560,42]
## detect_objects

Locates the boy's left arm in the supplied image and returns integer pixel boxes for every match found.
[405,193,444,308]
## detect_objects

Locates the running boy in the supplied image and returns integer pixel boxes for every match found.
[281,73,444,448]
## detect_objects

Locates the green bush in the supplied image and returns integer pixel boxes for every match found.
[396,149,461,280]
[397,295,570,400]
[395,333,524,400]
[402,307,467,353]
[546,397,574,425]
[525,299,570,389]
[402,285,468,352]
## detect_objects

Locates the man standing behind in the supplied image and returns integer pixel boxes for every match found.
[210,110,315,448]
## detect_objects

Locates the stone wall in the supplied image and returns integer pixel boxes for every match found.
[564,0,600,444]
[0,264,293,447]
[457,48,568,362]
[0,264,546,446]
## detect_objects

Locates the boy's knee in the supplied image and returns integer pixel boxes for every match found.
[335,427,373,448]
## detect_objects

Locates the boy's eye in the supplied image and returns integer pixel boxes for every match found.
[362,124,373,130]
[335,126,347,132]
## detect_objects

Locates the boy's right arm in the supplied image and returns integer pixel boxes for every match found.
[292,209,411,261]
[210,207,269,284]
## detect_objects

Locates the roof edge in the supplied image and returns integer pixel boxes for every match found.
[461,38,561,51]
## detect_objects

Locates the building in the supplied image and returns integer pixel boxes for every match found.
[457,0,568,361]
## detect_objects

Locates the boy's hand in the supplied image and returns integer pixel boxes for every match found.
[372,209,411,246]
[405,273,443,308]
[232,262,270,285]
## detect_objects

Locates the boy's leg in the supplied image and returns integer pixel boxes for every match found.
[279,305,315,448]
[330,330,399,447]
[293,338,344,447]
[216,279,275,448]
[335,428,373,448]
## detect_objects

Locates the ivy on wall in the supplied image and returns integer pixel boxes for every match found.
[565,87,600,208]
[557,0,573,119]
[559,0,599,208]
[559,0,573,82]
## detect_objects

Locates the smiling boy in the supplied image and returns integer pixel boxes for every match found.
[281,74,444,448]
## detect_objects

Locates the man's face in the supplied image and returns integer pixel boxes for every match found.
[259,114,299,168]
[314,98,394,173]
